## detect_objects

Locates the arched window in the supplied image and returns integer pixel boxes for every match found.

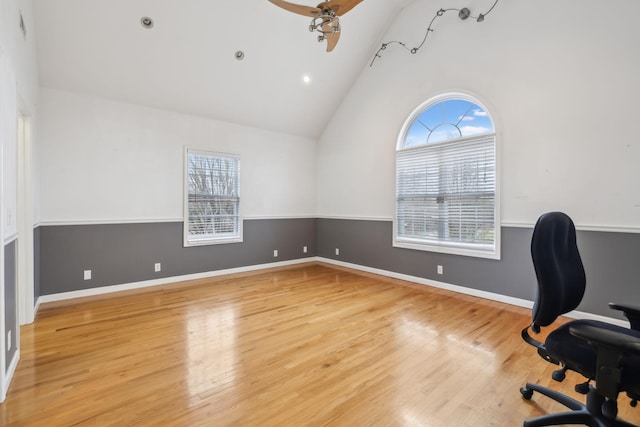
[394,93,499,259]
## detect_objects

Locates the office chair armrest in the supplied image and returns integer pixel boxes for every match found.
[609,302,640,330]
[569,323,640,354]
[569,323,640,400]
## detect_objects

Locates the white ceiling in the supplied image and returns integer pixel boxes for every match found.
[32,0,412,139]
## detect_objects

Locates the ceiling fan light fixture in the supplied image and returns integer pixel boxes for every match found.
[268,0,363,52]
[310,15,340,35]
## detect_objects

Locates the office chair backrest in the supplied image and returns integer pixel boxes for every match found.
[530,212,586,327]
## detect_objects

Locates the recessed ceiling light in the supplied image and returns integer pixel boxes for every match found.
[302,74,312,85]
[140,16,154,29]
[235,51,245,60]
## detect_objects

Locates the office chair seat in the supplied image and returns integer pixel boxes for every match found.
[546,319,640,390]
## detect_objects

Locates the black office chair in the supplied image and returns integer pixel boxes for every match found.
[521,211,640,427]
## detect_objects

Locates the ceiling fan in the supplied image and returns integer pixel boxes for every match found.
[268,0,364,52]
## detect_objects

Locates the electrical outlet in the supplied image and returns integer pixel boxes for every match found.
[303,246,307,253]
[84,270,92,280]
[154,263,161,272]
[273,249,278,257]
[335,248,340,256]
[437,265,443,275]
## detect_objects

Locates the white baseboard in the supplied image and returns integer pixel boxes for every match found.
[316,257,629,327]
[38,258,317,304]
[1,349,20,403]
[564,309,628,327]
[34,296,42,318]
[37,255,629,328]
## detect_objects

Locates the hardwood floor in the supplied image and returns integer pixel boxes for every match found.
[1,263,639,426]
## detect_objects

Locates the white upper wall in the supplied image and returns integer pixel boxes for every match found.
[39,89,317,224]
[316,0,640,230]
[0,0,40,230]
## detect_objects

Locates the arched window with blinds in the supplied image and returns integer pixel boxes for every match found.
[394,93,499,259]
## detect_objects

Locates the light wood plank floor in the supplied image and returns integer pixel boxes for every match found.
[1,263,639,426]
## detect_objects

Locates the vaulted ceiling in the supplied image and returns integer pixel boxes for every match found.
[33,0,412,139]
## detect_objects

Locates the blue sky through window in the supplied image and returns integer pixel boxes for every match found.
[404,99,494,147]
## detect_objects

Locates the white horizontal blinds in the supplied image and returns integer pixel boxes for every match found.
[187,151,240,242]
[396,135,496,250]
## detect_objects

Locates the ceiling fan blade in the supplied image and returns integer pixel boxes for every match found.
[330,0,364,16]
[268,0,321,17]
[324,28,341,52]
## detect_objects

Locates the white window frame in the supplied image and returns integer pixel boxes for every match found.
[183,148,242,247]
[393,93,500,260]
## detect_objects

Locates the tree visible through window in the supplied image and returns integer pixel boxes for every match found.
[184,149,241,246]
[394,94,499,258]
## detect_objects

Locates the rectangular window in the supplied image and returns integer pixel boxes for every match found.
[394,135,498,258]
[184,149,241,246]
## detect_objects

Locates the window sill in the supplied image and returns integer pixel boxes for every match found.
[393,239,500,260]
[184,236,243,247]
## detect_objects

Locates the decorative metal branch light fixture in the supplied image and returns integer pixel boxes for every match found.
[370,0,499,66]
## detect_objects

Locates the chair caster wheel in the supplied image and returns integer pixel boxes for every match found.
[521,386,533,400]
[602,400,618,419]
[552,369,566,382]
[575,382,590,395]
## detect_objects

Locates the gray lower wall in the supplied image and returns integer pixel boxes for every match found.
[317,219,640,321]
[34,226,40,303]
[4,240,17,371]
[37,217,640,322]
[39,218,317,295]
